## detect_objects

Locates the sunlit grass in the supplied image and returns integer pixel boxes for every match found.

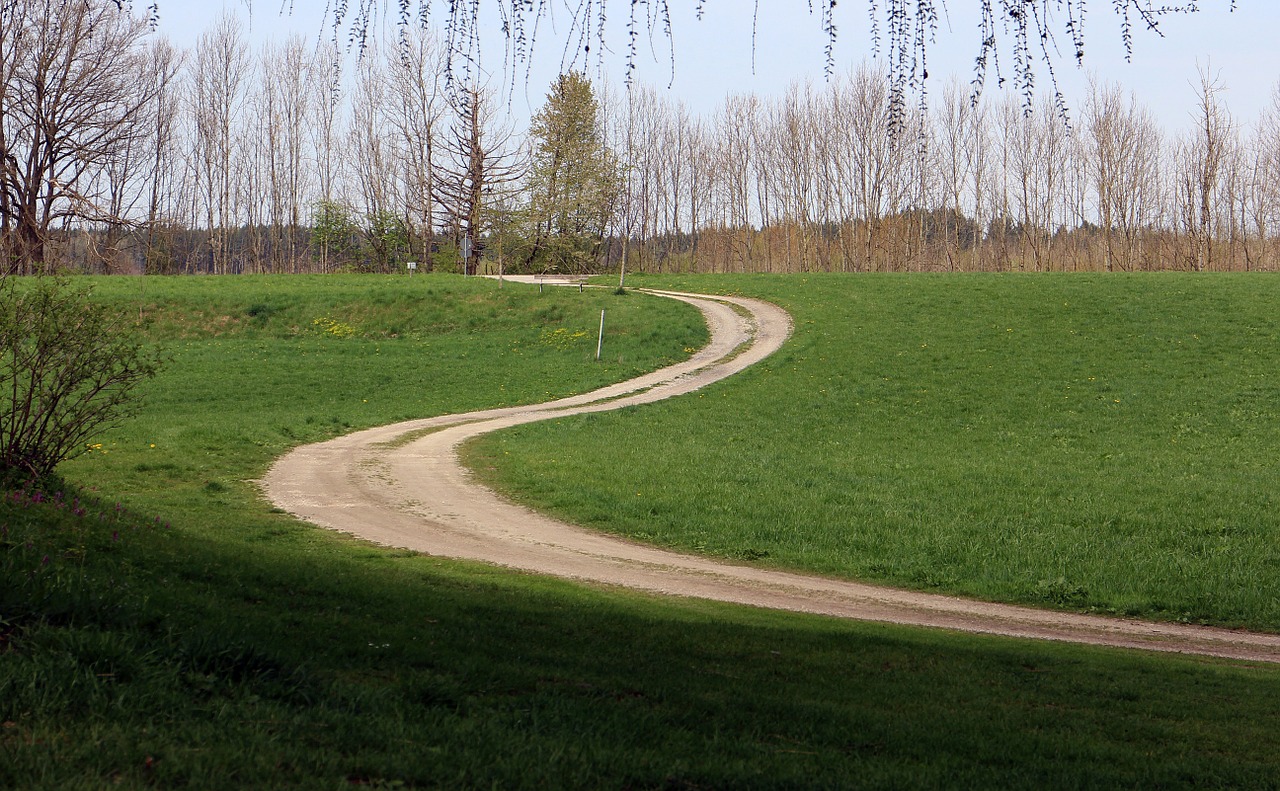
[4,273,1280,788]
[66,274,706,517]
[469,273,1280,630]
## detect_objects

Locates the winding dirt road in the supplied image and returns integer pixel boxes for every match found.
[262,279,1280,664]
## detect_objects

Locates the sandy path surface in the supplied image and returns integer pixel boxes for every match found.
[262,279,1280,664]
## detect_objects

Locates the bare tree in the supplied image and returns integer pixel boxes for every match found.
[833,65,901,271]
[996,95,1068,271]
[90,100,148,273]
[658,100,693,263]
[1248,83,1280,269]
[1057,121,1092,269]
[190,12,252,274]
[1084,78,1163,271]
[0,0,157,275]
[280,40,315,272]
[715,94,759,270]
[764,82,820,271]
[1219,123,1247,270]
[348,45,403,271]
[434,85,522,275]
[140,38,186,274]
[625,84,666,271]
[935,80,978,270]
[252,37,313,273]
[388,26,445,271]
[1176,67,1233,271]
[308,40,345,272]
[684,115,709,263]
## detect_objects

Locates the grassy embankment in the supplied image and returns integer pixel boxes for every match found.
[2,273,1279,789]
[471,273,1280,631]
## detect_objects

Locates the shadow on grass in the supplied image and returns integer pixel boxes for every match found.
[3,485,1280,789]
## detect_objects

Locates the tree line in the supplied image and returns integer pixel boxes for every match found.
[4,0,1279,277]
[1,1,616,277]
[616,67,1280,274]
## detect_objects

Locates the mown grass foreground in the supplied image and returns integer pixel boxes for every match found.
[472,273,1280,631]
[3,273,1280,789]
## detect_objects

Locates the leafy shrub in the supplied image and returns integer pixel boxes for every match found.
[0,278,159,480]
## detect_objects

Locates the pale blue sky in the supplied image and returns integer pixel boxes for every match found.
[160,1,1276,133]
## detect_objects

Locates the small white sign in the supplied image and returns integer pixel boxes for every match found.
[406,261,417,270]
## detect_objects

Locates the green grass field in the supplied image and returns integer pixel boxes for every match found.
[66,274,705,520]
[3,273,1280,789]
[469,273,1280,631]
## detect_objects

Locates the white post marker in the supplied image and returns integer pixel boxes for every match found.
[406,261,417,276]
[596,309,605,361]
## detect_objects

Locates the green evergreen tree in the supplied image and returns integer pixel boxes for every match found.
[523,72,619,273]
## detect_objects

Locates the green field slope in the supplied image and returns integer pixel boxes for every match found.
[470,273,1280,630]
[4,273,1279,789]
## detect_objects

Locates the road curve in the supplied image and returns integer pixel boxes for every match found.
[262,280,1280,664]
